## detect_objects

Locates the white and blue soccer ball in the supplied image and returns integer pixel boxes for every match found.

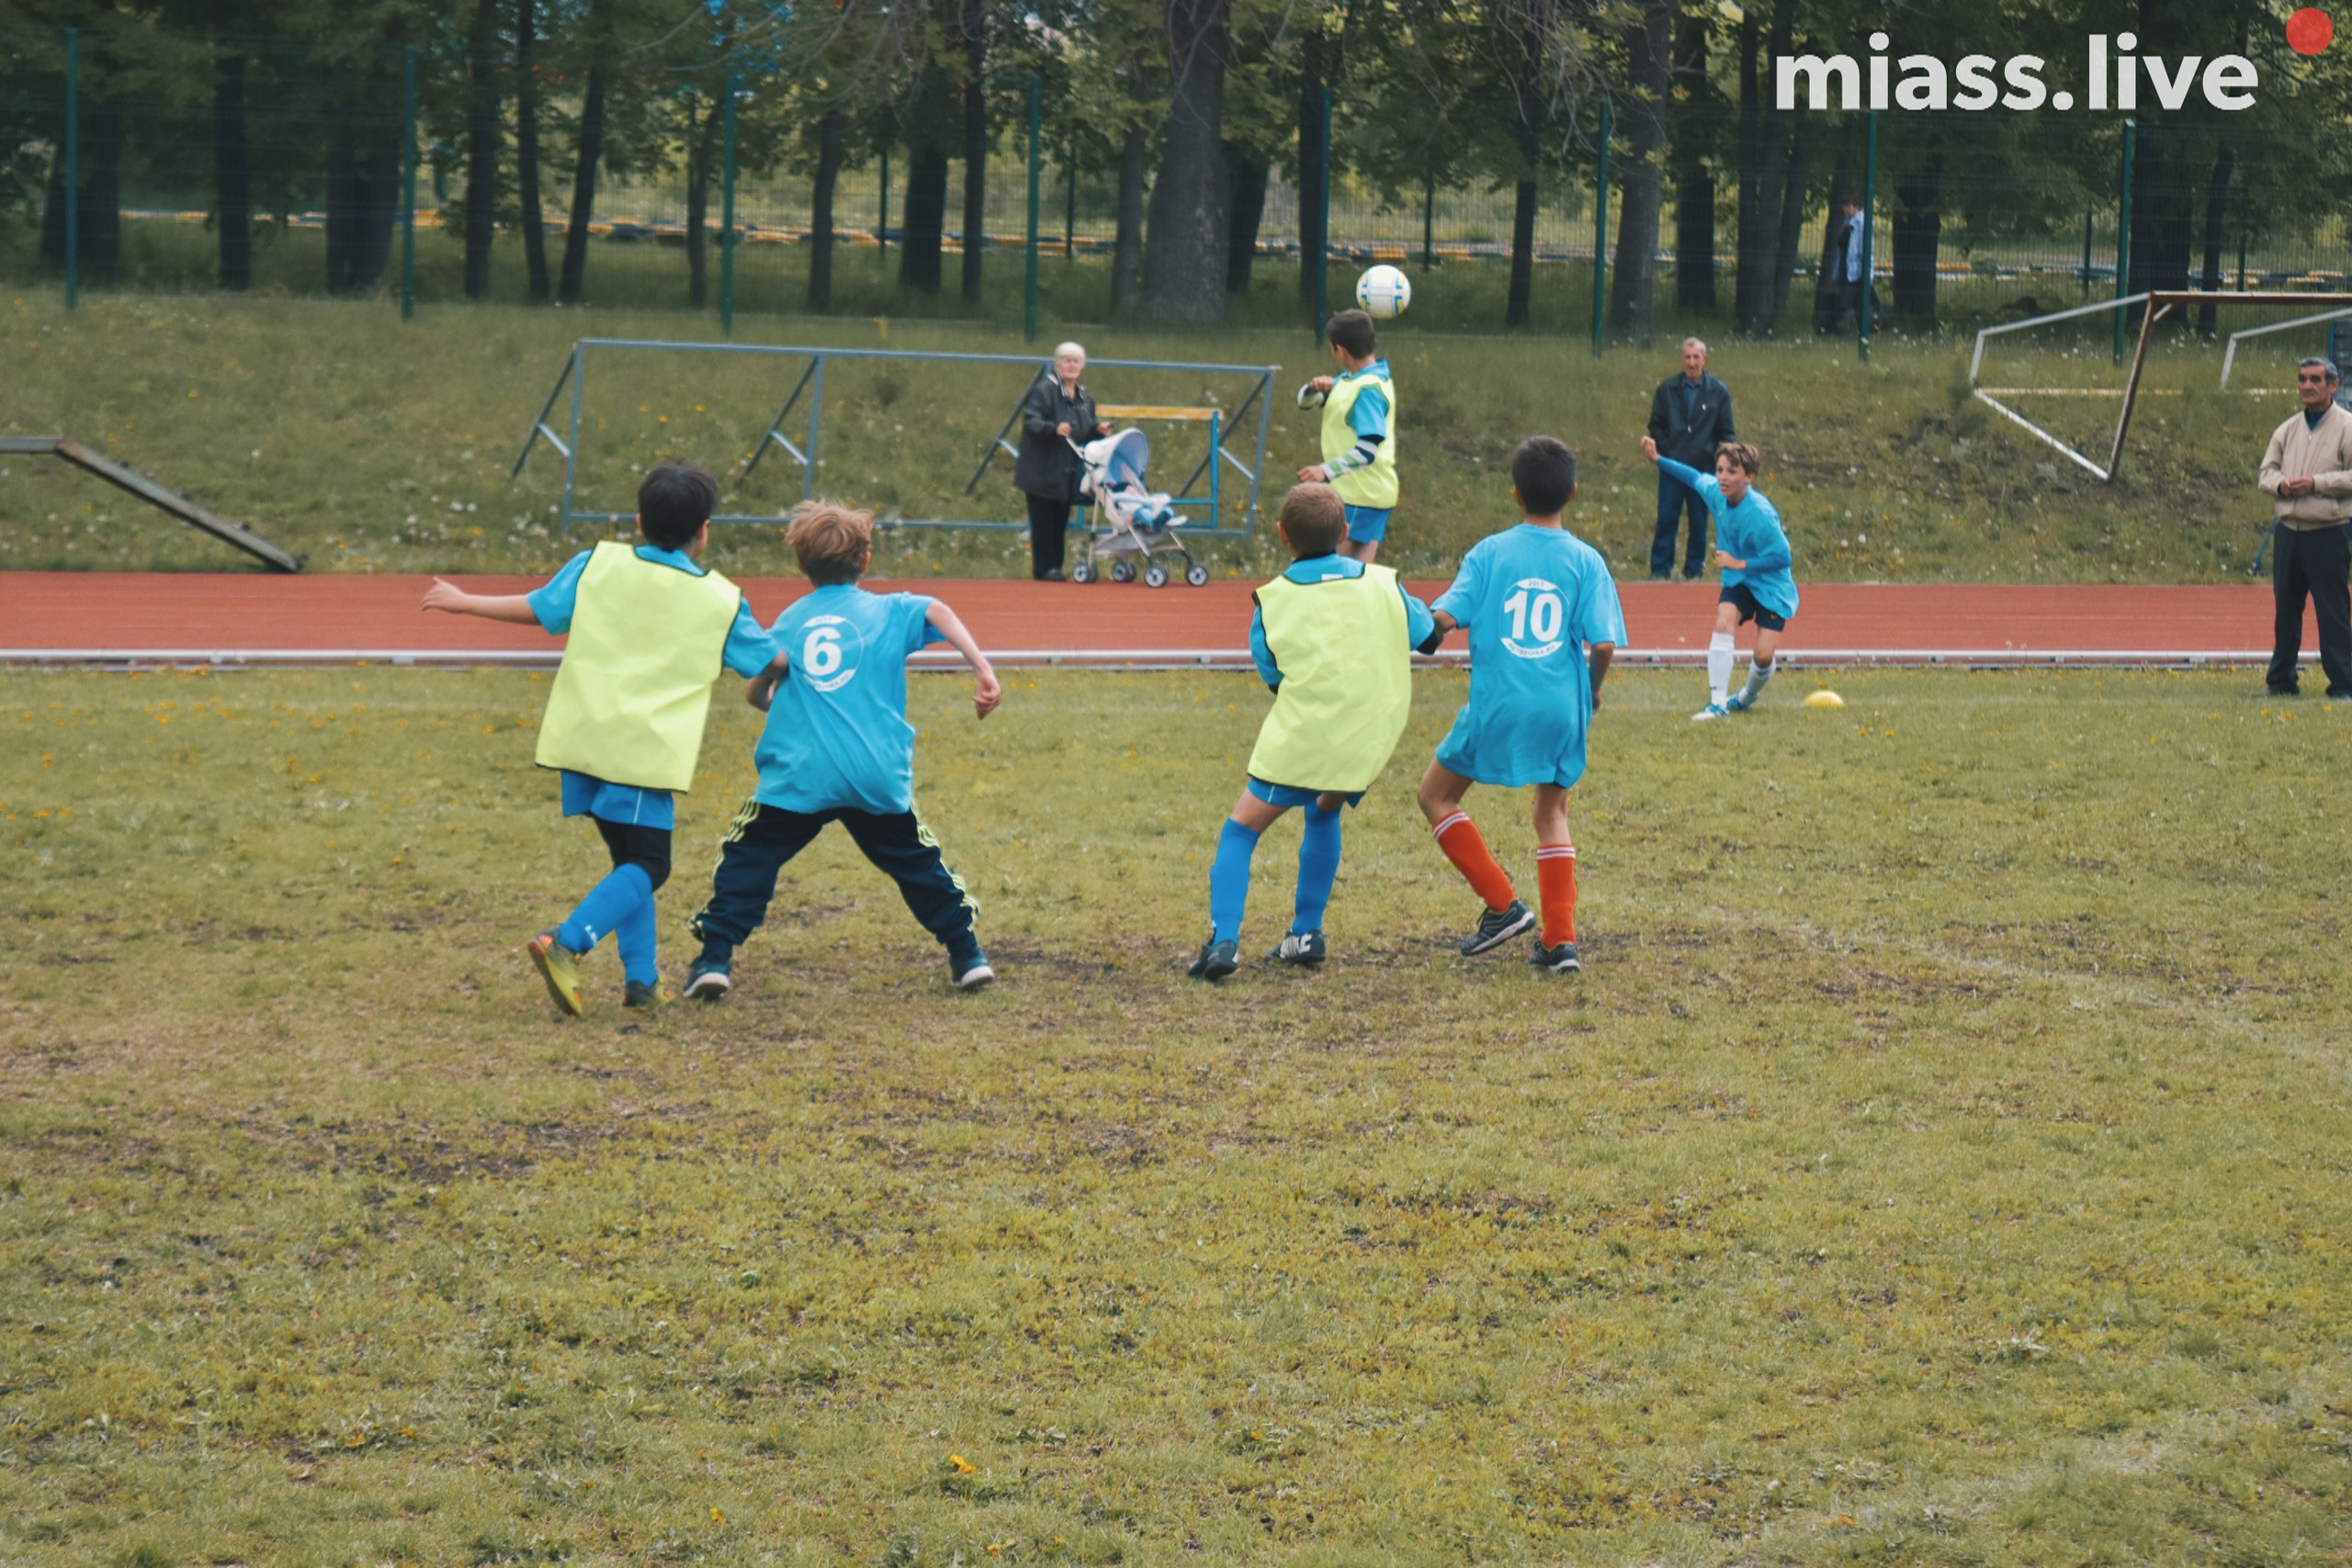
[1355,264,1411,321]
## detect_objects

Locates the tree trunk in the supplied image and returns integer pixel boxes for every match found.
[808,108,845,310]
[1141,0,1234,323]
[1732,11,1766,332]
[558,62,607,304]
[463,0,499,299]
[1672,13,1713,310]
[40,69,124,280]
[1505,0,1552,330]
[324,90,397,296]
[1225,142,1268,293]
[2198,10,2248,336]
[2197,141,2234,335]
[684,96,720,307]
[1507,176,1538,327]
[1767,116,1809,325]
[1891,159,1940,321]
[959,0,988,303]
[1295,32,1328,309]
[516,0,549,299]
[1607,0,1671,339]
[214,51,252,292]
[1111,122,1147,312]
[900,150,950,292]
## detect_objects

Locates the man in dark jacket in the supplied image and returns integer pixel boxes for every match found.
[1012,342,1112,581]
[1646,339,1737,581]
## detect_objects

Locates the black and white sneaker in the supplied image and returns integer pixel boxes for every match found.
[1459,898,1536,956]
[684,954,732,1002]
[1528,940,1582,974]
[1186,937,1239,982]
[949,948,997,990]
[1266,930,1328,965]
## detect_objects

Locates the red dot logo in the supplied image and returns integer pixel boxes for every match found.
[2287,6,2333,54]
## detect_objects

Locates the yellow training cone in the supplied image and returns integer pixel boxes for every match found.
[1804,690,1846,709]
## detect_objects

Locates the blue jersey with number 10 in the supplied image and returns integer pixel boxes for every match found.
[753,584,944,815]
[1432,524,1625,789]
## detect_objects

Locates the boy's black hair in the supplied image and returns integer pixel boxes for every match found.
[1325,309,1377,360]
[1511,436,1577,516]
[638,462,718,550]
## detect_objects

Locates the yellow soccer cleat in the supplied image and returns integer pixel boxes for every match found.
[526,931,585,1017]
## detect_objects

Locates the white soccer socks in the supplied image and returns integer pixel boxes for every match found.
[1740,658,1776,703]
[1705,632,1736,705]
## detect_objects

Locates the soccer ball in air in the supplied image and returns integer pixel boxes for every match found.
[1355,265,1411,320]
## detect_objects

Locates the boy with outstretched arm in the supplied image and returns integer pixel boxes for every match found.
[683,502,1001,997]
[421,461,781,1015]
[1638,436,1799,721]
[1419,436,1623,974]
[1295,309,1399,564]
[1188,482,1439,981]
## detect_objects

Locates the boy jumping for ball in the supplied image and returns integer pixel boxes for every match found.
[1418,436,1623,973]
[1295,309,1398,564]
[1187,482,1439,981]
[422,462,782,1015]
[683,502,1001,997]
[1640,436,1798,721]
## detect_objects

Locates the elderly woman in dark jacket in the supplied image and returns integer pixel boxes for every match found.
[1013,341,1112,581]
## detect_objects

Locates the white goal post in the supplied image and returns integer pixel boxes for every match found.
[1969,292,2352,483]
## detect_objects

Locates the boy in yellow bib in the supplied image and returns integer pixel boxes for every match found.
[1295,310,1397,563]
[422,462,780,1015]
[1187,483,1439,981]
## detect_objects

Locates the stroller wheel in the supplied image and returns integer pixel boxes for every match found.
[1184,563,1211,587]
[1069,560,1097,584]
[1143,563,1170,589]
[1110,558,1136,584]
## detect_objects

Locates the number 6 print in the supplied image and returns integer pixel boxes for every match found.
[801,615,864,693]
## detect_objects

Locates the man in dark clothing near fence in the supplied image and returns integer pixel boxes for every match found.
[1645,338,1737,581]
[2257,356,2352,698]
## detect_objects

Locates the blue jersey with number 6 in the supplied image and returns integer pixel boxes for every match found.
[1431,524,1625,789]
[753,584,944,814]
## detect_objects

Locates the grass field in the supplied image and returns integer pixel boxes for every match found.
[4,665,2348,1564]
[0,286,2312,585]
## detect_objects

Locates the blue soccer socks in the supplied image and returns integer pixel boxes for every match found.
[559,862,653,959]
[612,887,660,987]
[1209,818,1264,943]
[1293,800,1342,935]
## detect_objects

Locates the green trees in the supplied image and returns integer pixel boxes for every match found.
[9,0,2352,333]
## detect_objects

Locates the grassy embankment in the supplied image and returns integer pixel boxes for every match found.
[0,282,2309,583]
[2,664,2348,1563]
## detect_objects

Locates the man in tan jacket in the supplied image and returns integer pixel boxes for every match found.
[2257,356,2352,697]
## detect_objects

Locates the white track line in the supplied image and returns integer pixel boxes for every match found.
[0,647,2300,671]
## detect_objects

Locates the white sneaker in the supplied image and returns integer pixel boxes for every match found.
[1691,702,1730,722]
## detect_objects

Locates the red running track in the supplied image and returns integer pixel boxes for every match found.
[0,572,2314,668]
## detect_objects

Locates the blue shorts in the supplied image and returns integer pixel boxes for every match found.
[560,770,675,831]
[1720,583,1788,633]
[1248,777,1366,809]
[1343,505,1392,544]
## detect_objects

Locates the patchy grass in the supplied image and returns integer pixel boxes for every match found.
[0,287,2310,583]
[2,665,2348,1564]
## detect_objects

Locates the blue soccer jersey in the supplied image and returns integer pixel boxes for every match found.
[753,584,945,816]
[1431,524,1625,789]
[1657,457,1798,621]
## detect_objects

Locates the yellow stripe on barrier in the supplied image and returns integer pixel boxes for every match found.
[1096,405,1220,422]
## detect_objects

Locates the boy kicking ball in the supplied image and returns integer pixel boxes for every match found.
[422,462,781,1016]
[1418,436,1623,973]
[683,502,1002,997]
[1187,482,1438,981]
[1639,436,1798,720]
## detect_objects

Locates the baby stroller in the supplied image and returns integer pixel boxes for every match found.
[1066,428,1211,588]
